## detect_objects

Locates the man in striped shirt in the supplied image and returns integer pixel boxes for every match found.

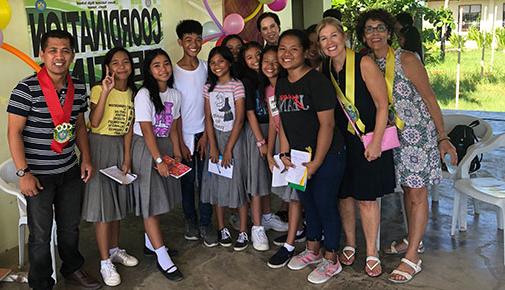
[7,30,101,290]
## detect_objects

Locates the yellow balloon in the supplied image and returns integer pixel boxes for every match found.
[0,0,12,30]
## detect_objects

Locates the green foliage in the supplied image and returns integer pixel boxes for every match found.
[495,28,505,51]
[330,0,454,49]
[449,34,466,49]
[422,28,441,64]
[467,26,492,49]
[426,49,505,111]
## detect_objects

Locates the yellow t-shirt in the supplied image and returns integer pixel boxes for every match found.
[89,85,134,136]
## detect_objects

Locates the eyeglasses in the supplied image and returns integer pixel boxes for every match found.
[364,24,387,34]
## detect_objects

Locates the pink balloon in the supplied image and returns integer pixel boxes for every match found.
[267,0,287,11]
[223,13,244,35]
[0,30,3,47]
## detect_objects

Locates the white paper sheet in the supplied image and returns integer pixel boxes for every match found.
[207,156,233,179]
[271,154,288,187]
[100,166,137,185]
[285,149,310,186]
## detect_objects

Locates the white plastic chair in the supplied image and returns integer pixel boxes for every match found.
[0,159,57,282]
[431,114,493,203]
[383,114,492,247]
[450,133,505,264]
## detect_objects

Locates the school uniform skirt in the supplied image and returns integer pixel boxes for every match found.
[268,134,299,202]
[245,123,271,196]
[131,134,181,219]
[201,129,248,208]
[82,133,133,222]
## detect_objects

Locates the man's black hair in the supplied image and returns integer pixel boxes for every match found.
[176,19,203,39]
[322,8,342,21]
[41,30,75,51]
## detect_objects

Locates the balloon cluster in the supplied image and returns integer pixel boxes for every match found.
[202,0,287,45]
[0,0,41,72]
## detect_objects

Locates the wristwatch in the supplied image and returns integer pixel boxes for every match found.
[154,157,163,165]
[16,167,30,177]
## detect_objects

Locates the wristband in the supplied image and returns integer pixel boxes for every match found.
[154,157,163,165]
[256,139,266,148]
[437,137,451,145]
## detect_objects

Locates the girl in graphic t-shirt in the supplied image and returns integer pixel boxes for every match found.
[131,49,183,282]
[273,29,346,284]
[81,47,137,287]
[259,46,305,269]
[239,42,288,251]
[200,46,249,251]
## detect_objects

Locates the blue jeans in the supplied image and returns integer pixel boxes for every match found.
[297,150,346,252]
[27,165,85,290]
[181,133,213,226]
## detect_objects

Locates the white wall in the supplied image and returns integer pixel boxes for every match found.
[427,0,505,32]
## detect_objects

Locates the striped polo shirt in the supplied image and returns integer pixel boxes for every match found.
[7,74,88,175]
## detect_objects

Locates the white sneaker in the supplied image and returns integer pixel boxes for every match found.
[262,214,288,232]
[100,260,121,287]
[110,249,139,267]
[251,226,269,251]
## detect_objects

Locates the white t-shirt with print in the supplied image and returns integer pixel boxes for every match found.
[203,79,245,133]
[133,87,182,137]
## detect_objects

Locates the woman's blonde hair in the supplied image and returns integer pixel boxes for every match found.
[316,17,345,40]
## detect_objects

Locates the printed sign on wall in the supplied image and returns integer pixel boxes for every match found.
[25,0,163,86]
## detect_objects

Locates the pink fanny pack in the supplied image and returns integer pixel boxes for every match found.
[361,125,400,152]
[337,95,400,152]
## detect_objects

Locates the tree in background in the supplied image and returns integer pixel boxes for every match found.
[330,0,454,61]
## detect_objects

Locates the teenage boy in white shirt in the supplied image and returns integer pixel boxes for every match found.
[173,20,218,247]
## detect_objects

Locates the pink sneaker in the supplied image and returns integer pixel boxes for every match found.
[307,258,342,284]
[287,249,322,270]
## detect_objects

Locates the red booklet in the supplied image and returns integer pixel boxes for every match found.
[162,156,192,179]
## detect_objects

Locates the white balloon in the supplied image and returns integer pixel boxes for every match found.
[203,21,221,38]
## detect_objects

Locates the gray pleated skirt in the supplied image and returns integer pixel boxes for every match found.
[201,129,248,208]
[269,134,299,202]
[245,123,271,196]
[131,134,181,218]
[82,133,133,222]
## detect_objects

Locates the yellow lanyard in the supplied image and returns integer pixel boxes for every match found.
[385,47,405,130]
[329,48,366,134]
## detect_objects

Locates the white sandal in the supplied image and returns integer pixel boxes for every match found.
[365,256,382,277]
[340,246,356,266]
[385,238,425,255]
[388,258,422,284]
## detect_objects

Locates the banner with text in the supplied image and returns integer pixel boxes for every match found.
[25,0,163,86]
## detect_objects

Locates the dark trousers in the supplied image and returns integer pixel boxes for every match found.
[27,165,85,290]
[181,133,212,226]
[297,150,346,252]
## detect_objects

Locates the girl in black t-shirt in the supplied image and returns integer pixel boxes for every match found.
[273,29,346,285]
[239,41,288,251]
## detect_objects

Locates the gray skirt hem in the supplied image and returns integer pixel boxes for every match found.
[131,135,181,219]
[245,123,271,197]
[82,133,133,222]
[201,129,248,208]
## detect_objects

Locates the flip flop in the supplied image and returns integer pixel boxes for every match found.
[385,238,425,255]
[388,258,422,284]
[365,256,382,277]
[340,246,356,266]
